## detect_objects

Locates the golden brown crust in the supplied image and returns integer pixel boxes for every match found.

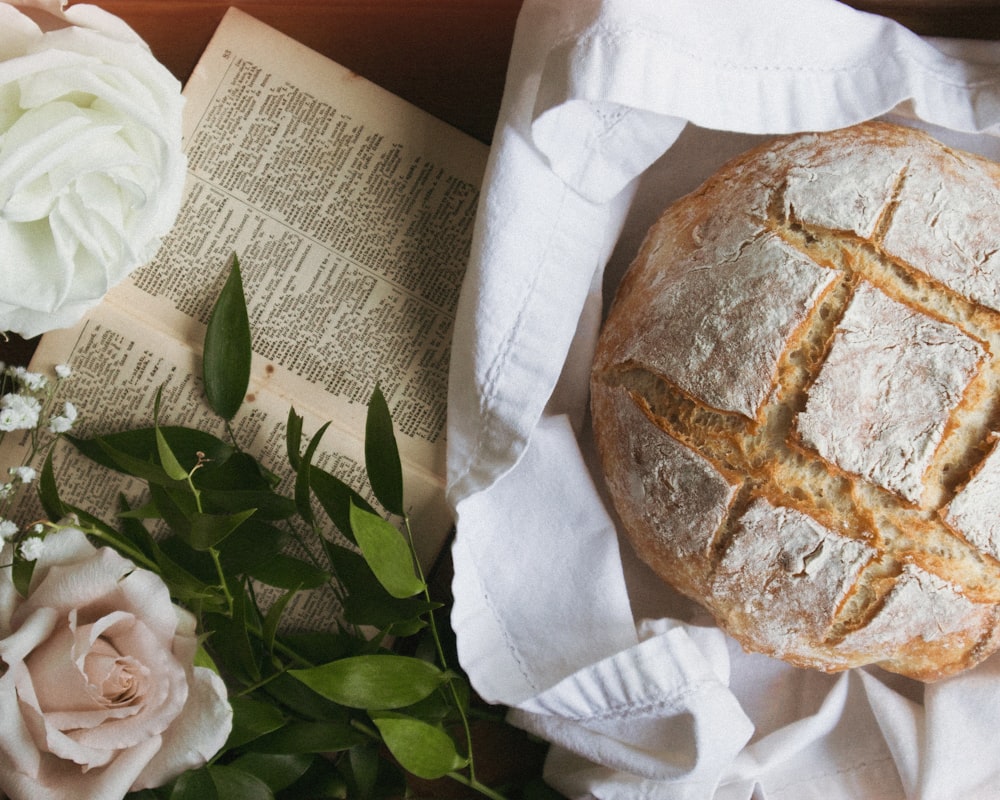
[591,121,1000,681]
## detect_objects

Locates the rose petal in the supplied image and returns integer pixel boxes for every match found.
[132,666,232,791]
[18,686,115,769]
[0,605,58,663]
[24,613,107,714]
[17,542,179,640]
[0,8,41,60]
[23,610,145,717]
[0,541,22,638]
[29,527,97,577]
[169,605,198,665]
[0,2,184,337]
[0,664,45,779]
[0,518,230,800]
[67,619,189,750]
[14,550,132,627]
[115,565,184,642]
[0,733,162,800]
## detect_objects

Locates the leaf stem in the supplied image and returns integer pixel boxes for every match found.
[403,515,482,791]
[209,546,234,616]
[241,619,316,669]
[81,524,160,573]
[444,770,510,800]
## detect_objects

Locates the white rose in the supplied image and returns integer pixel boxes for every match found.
[0,527,232,800]
[0,0,186,338]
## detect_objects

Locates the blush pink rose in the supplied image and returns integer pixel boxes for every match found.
[0,527,231,800]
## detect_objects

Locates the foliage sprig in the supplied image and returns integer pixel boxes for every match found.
[27,256,558,800]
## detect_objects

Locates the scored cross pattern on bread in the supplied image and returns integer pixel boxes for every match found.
[591,121,1000,681]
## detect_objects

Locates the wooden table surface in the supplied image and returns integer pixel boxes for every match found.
[69,1,1000,144]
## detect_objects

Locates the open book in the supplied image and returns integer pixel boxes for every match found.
[0,9,487,627]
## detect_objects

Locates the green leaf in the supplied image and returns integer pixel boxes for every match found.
[189,508,256,551]
[260,672,351,722]
[347,743,380,799]
[127,789,167,800]
[200,488,295,522]
[117,499,161,520]
[218,519,287,574]
[349,502,424,599]
[194,643,221,674]
[38,449,67,522]
[149,483,195,540]
[68,426,234,475]
[114,499,159,561]
[12,548,34,598]
[206,590,260,684]
[95,438,181,487]
[326,542,436,630]
[285,407,303,472]
[204,254,252,421]
[228,752,313,793]
[262,585,300,654]
[309,466,374,543]
[225,696,286,750]
[157,534,217,583]
[280,756,349,799]
[294,421,330,526]
[364,385,404,516]
[278,630,355,666]
[147,537,226,610]
[249,554,328,590]
[369,711,468,780]
[250,720,366,754]
[170,765,273,800]
[154,387,189,481]
[156,425,189,481]
[195,451,278,493]
[289,654,448,710]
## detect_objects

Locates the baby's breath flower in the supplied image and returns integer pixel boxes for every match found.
[19,536,45,561]
[0,519,17,541]
[0,393,41,431]
[10,367,47,392]
[0,483,12,500]
[48,401,77,434]
[54,364,72,379]
[10,465,36,484]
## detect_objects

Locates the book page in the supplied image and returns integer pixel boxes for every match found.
[15,309,454,572]
[113,8,487,477]
[0,9,486,629]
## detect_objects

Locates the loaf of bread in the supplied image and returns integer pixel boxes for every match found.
[590,121,1000,681]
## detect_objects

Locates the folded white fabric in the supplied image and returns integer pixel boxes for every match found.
[445,1,1000,797]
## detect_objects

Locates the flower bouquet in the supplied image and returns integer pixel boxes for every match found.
[0,2,557,797]
[0,257,556,799]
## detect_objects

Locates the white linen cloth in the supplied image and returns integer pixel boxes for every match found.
[445,1,1000,797]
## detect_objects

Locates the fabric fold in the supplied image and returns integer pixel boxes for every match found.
[446,0,1000,796]
[511,624,753,784]
[530,0,1000,203]
[451,414,638,705]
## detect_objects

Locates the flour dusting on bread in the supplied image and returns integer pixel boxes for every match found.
[591,121,1000,681]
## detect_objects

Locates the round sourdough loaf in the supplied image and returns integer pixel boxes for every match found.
[590,121,1000,681]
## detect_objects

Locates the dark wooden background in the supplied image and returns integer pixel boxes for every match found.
[2,1,999,794]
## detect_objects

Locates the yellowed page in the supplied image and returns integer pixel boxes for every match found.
[0,9,486,625]
[112,8,487,481]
